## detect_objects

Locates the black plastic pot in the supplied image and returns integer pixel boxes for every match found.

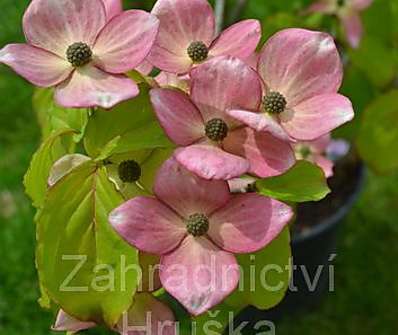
[235,163,366,327]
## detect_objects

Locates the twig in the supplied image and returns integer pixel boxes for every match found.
[215,0,226,34]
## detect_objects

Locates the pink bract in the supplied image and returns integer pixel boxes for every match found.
[150,56,295,180]
[116,293,177,335]
[294,134,335,178]
[109,158,293,315]
[308,0,373,48]
[147,0,261,74]
[228,28,354,142]
[52,310,96,333]
[103,0,156,77]
[103,0,123,20]
[155,72,190,91]
[0,0,159,108]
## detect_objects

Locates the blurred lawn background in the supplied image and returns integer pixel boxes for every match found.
[0,0,397,334]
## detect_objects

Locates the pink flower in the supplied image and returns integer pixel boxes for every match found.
[116,293,176,335]
[245,52,260,70]
[52,310,96,333]
[103,0,123,20]
[294,134,335,178]
[135,60,155,76]
[147,0,261,74]
[155,72,190,91]
[228,29,354,142]
[327,138,350,160]
[308,0,373,48]
[109,158,293,315]
[150,56,295,180]
[53,293,176,334]
[0,0,159,109]
[227,176,257,194]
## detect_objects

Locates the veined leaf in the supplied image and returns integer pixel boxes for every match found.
[24,128,76,208]
[96,136,122,162]
[112,122,173,154]
[357,90,398,174]
[36,161,139,327]
[256,161,331,202]
[84,83,172,159]
[33,88,88,142]
[225,227,291,310]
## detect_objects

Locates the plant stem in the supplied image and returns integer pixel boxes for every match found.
[215,0,226,34]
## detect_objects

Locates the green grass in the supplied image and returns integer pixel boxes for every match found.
[0,1,397,334]
[276,173,398,335]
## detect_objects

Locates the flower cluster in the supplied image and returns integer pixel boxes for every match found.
[110,157,293,316]
[0,0,159,109]
[0,0,355,332]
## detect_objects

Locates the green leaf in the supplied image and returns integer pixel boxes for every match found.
[357,90,398,174]
[261,13,302,42]
[38,281,52,310]
[362,0,394,44]
[84,83,172,158]
[256,161,331,202]
[225,228,291,310]
[36,161,139,327]
[335,66,376,141]
[349,35,397,88]
[96,136,121,161]
[242,0,303,21]
[33,88,89,142]
[24,128,76,208]
[138,148,174,193]
[112,122,173,154]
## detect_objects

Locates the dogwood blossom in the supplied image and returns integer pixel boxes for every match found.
[103,0,123,19]
[155,72,190,91]
[150,56,295,180]
[294,134,335,178]
[147,0,261,74]
[0,0,159,108]
[308,0,373,48]
[109,158,293,315]
[228,28,354,142]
